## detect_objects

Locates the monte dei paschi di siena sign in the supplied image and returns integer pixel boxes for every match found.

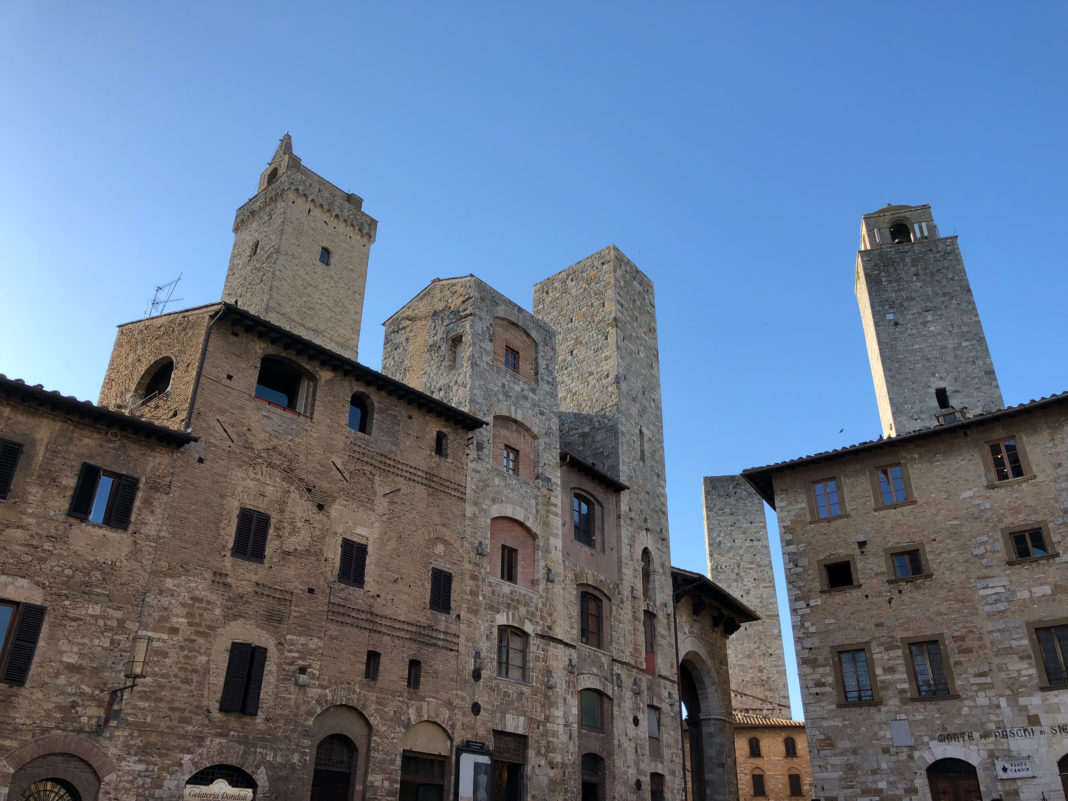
[936,723,1068,744]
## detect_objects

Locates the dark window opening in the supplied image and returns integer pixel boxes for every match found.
[18,780,80,801]
[364,650,380,681]
[639,426,646,463]
[407,659,421,690]
[448,335,462,370]
[266,168,279,185]
[338,538,367,587]
[319,247,331,265]
[0,600,47,686]
[0,438,25,501]
[429,568,452,614]
[789,772,803,796]
[219,642,267,715]
[784,736,798,758]
[348,394,371,434]
[752,772,766,797]
[143,359,173,400]
[990,438,1025,481]
[641,549,653,600]
[497,626,527,681]
[643,611,656,675]
[574,494,594,547]
[581,753,605,801]
[255,356,311,414]
[748,737,761,757]
[500,545,518,583]
[889,222,912,244]
[187,765,257,789]
[312,734,357,800]
[935,387,950,409]
[580,690,604,731]
[434,431,447,457]
[400,752,445,801]
[504,346,519,372]
[580,592,603,649]
[1010,528,1050,560]
[232,508,271,563]
[68,463,139,530]
[892,549,924,578]
[650,773,665,801]
[824,560,855,589]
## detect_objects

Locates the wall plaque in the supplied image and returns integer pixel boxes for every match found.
[995,757,1035,780]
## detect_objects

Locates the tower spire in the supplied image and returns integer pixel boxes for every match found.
[271,133,293,163]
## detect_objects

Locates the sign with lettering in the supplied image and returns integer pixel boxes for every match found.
[183,780,255,801]
[935,723,1068,744]
[996,757,1035,779]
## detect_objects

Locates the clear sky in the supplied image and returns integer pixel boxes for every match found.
[2,3,1065,720]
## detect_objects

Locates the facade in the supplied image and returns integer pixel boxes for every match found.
[0,138,754,801]
[732,714,810,801]
[743,204,1068,801]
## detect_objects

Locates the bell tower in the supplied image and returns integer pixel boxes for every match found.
[221,135,377,360]
[855,203,1003,437]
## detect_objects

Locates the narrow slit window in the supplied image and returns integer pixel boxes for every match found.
[500,545,518,583]
[503,446,518,475]
[434,431,448,457]
[319,247,331,265]
[364,650,380,681]
[407,659,421,690]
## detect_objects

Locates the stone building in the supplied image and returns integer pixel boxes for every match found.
[732,714,810,801]
[0,138,754,801]
[742,204,1068,801]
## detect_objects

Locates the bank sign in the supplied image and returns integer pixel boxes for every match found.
[183,780,254,801]
[995,757,1035,780]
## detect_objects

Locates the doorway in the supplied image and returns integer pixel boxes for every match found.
[580,753,604,801]
[310,734,357,801]
[927,758,982,801]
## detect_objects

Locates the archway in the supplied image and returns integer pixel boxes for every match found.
[17,780,80,801]
[679,653,731,801]
[10,755,100,801]
[1057,753,1068,800]
[310,734,357,801]
[927,758,981,801]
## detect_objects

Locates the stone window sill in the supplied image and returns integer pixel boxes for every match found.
[887,573,933,585]
[1007,553,1060,566]
[909,693,960,702]
[820,584,862,594]
[809,513,850,525]
[873,499,917,512]
[987,474,1036,489]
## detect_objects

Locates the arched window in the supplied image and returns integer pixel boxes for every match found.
[139,358,173,401]
[573,493,595,547]
[435,431,448,457]
[927,758,980,801]
[641,548,653,601]
[255,356,314,415]
[748,736,761,757]
[497,626,528,682]
[784,735,798,757]
[1059,753,1068,800]
[752,769,766,797]
[580,591,604,649]
[311,734,357,799]
[17,780,81,801]
[643,611,656,675]
[348,393,372,434]
[889,220,912,244]
[788,769,803,796]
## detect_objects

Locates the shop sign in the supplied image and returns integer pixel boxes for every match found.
[183,780,255,801]
[996,757,1035,780]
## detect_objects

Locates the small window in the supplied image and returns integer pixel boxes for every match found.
[266,168,278,185]
[748,737,761,757]
[255,356,313,415]
[497,626,528,682]
[319,247,331,265]
[1034,624,1068,687]
[500,545,518,584]
[641,548,653,601]
[823,560,856,589]
[400,752,444,798]
[68,463,139,530]
[812,478,843,519]
[788,771,803,797]
[364,650,380,682]
[434,431,448,457]
[643,611,656,675]
[573,494,594,547]
[348,394,371,434]
[429,568,452,614]
[838,647,875,703]
[232,508,271,563]
[219,642,267,715]
[406,659,421,690]
[142,358,174,400]
[650,773,665,801]
[784,736,798,758]
[579,689,604,731]
[0,600,47,686]
[875,464,908,506]
[935,387,951,409]
[502,446,518,475]
[647,706,661,739]
[639,426,646,464]
[580,592,603,649]
[752,771,766,797]
[989,437,1025,481]
[448,335,463,370]
[338,538,368,588]
[891,549,925,579]
[0,437,25,501]
[889,222,912,244]
[504,346,519,372]
[908,640,952,697]
[1008,527,1052,561]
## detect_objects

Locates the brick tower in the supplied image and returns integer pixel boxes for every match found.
[855,204,1003,437]
[221,135,377,360]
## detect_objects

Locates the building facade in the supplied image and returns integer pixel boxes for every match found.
[743,205,1068,801]
[732,714,810,801]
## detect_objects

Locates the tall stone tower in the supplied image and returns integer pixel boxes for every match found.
[855,203,1003,437]
[703,476,790,717]
[221,135,377,360]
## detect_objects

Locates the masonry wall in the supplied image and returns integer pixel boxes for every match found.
[734,723,810,801]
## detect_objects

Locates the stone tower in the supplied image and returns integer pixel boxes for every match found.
[221,135,377,360]
[855,203,1003,437]
[703,475,790,717]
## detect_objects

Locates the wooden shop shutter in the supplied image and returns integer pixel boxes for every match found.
[430,568,452,614]
[2,603,47,686]
[108,474,140,530]
[68,463,101,519]
[339,538,367,588]
[219,642,252,713]
[0,438,24,500]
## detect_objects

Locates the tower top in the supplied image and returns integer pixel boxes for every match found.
[859,203,939,251]
[257,134,303,194]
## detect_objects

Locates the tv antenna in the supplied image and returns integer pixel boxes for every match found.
[145,274,183,318]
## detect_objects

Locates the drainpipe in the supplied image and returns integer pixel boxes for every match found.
[184,306,226,432]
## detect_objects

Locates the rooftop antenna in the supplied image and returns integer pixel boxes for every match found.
[144,274,183,318]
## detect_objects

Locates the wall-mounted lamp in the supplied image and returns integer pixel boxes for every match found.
[567,656,575,674]
[632,677,641,694]
[546,567,555,583]
[615,672,623,688]
[475,541,488,557]
[545,669,556,689]
[124,635,151,679]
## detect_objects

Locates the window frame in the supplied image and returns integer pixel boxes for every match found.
[573,493,595,548]
[579,591,604,649]
[748,736,761,757]
[1027,619,1068,690]
[1003,522,1057,564]
[319,246,331,266]
[500,544,519,584]
[0,437,23,501]
[788,770,803,797]
[407,659,422,690]
[643,611,656,675]
[68,462,140,530]
[502,445,519,476]
[219,641,268,716]
[429,568,453,615]
[347,393,372,435]
[752,770,766,798]
[870,462,913,508]
[496,626,528,683]
[364,650,380,682]
[399,751,445,798]
[984,435,1032,484]
[784,735,798,758]
[834,642,879,706]
[254,355,315,417]
[338,537,368,588]
[903,635,957,700]
[579,689,605,732]
[647,705,661,740]
[884,543,930,582]
[0,600,47,686]
[503,346,520,373]
[809,476,846,520]
[818,555,860,592]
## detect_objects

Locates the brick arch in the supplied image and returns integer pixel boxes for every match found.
[0,733,116,778]
[489,517,537,589]
[577,673,615,699]
[485,503,537,532]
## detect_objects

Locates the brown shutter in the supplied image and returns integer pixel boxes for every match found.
[219,642,252,712]
[108,474,140,530]
[430,568,452,614]
[2,603,47,686]
[249,512,270,562]
[339,538,367,588]
[0,439,23,501]
[233,509,270,561]
[68,463,101,519]
[243,646,267,715]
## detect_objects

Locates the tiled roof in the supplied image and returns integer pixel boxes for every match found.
[734,712,805,728]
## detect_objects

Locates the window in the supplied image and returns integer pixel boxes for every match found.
[935,387,950,409]
[399,752,444,800]
[811,478,843,518]
[641,548,653,601]
[752,771,766,797]
[1007,526,1053,561]
[891,549,925,579]
[364,650,380,681]
[838,647,875,703]
[574,494,594,547]
[1033,624,1068,687]
[141,358,174,400]
[497,627,528,682]
[580,689,604,731]
[875,464,909,505]
[348,393,371,434]
[643,612,656,675]
[580,592,603,648]
[338,538,367,588]
[889,221,912,244]
[319,246,331,265]
[448,335,462,370]
[434,431,447,457]
[255,356,313,415]
[0,437,24,501]
[504,346,519,372]
[784,736,798,758]
[748,737,761,757]
[989,437,1025,481]
[219,642,267,715]
[650,773,665,801]
[232,508,271,563]
[407,659,422,690]
[500,545,518,584]
[68,463,139,530]
[822,559,856,590]
[502,446,518,475]
[429,568,452,614]
[0,600,46,686]
[908,640,952,697]
[789,771,803,797]
[647,706,661,739]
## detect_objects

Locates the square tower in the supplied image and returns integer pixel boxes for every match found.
[855,204,1003,437]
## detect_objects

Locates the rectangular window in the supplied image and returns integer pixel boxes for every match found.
[643,611,656,675]
[319,246,331,265]
[650,773,665,801]
[400,752,444,799]
[647,706,661,739]
[503,446,518,475]
[876,464,908,505]
[891,549,924,579]
[68,463,140,530]
[989,438,1025,481]
[500,545,518,583]
[909,640,952,697]
[364,650,380,682]
[232,508,271,563]
[429,568,452,614]
[838,648,875,703]
[1008,527,1051,561]
[752,773,766,797]
[504,346,519,372]
[407,659,421,690]
[0,437,24,501]
[789,773,803,797]
[573,494,594,547]
[580,592,602,649]
[497,627,527,682]
[823,560,856,589]
[580,689,603,731]
[338,538,368,587]
[1035,624,1068,687]
[219,642,267,715]
[812,478,842,518]
[0,600,47,686]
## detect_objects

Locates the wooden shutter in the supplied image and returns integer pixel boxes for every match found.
[108,474,140,530]
[0,438,23,501]
[233,509,269,562]
[249,512,270,562]
[430,568,452,614]
[339,538,367,588]
[68,463,101,519]
[219,642,252,712]
[243,646,268,715]
[2,603,47,686]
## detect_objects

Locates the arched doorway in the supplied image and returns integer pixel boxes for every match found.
[10,755,100,801]
[679,653,732,801]
[1058,753,1068,800]
[18,780,81,801]
[580,753,605,801]
[310,734,357,801]
[927,758,982,801]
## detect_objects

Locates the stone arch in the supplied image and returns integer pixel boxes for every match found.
[492,317,537,382]
[309,705,372,801]
[173,742,268,799]
[679,649,732,801]
[486,503,537,532]
[402,699,456,734]
[1,735,114,801]
[133,356,174,400]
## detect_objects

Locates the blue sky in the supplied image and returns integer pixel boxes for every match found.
[2,3,1065,719]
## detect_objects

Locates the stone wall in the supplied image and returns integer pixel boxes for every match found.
[733,720,810,801]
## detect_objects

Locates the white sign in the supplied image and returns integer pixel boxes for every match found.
[996,757,1035,780]
[183,780,255,800]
